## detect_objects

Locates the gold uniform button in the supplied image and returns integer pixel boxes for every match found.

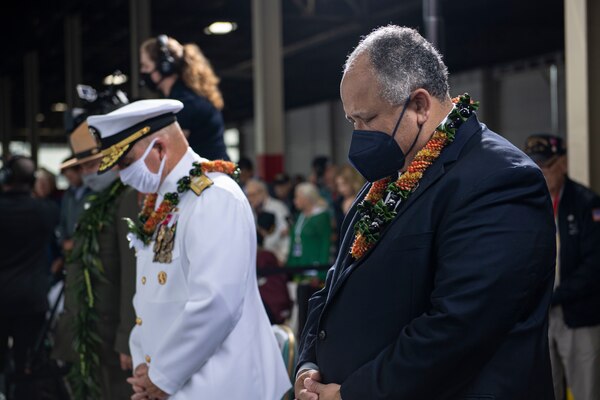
[158,271,167,285]
[145,355,151,363]
[135,317,142,326]
[141,276,146,285]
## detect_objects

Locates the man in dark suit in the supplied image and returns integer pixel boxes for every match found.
[524,133,600,400]
[295,25,556,400]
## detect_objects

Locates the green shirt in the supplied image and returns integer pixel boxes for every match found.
[287,209,332,281]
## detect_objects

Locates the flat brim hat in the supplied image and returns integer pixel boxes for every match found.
[88,99,183,173]
[59,121,104,171]
[524,133,566,164]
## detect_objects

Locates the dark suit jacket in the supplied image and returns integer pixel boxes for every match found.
[553,177,600,327]
[0,192,59,316]
[297,115,556,400]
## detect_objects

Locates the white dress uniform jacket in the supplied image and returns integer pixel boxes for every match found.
[129,148,291,399]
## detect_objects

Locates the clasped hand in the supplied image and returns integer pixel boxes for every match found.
[295,369,341,400]
[127,363,168,400]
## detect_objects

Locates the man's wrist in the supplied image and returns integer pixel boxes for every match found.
[296,362,319,380]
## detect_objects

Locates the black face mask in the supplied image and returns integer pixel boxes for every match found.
[139,71,160,93]
[348,96,422,182]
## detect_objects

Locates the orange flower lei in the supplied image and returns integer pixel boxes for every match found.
[127,159,239,245]
[350,93,479,259]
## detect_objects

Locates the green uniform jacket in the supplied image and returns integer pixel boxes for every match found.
[53,186,139,361]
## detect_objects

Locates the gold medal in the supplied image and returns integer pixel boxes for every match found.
[153,224,177,263]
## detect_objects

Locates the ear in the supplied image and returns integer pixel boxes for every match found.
[154,137,167,158]
[411,89,433,127]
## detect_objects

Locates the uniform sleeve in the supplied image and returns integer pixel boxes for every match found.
[147,186,254,394]
[340,166,556,399]
[553,195,600,304]
[114,189,139,355]
[129,324,144,369]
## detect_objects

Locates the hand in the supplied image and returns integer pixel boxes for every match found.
[127,364,147,397]
[62,239,75,252]
[50,257,64,275]
[120,353,133,371]
[127,365,168,400]
[296,369,323,400]
[303,375,341,400]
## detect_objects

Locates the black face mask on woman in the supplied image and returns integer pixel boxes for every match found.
[139,71,160,93]
[348,96,422,182]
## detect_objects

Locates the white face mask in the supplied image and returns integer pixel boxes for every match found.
[119,138,166,193]
[83,169,118,192]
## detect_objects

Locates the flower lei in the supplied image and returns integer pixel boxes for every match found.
[125,160,239,245]
[350,93,479,259]
[66,179,126,399]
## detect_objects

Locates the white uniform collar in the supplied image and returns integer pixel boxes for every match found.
[157,147,203,197]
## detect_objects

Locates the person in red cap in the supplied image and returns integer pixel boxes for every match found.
[525,133,600,400]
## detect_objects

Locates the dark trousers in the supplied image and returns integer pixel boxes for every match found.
[0,312,46,399]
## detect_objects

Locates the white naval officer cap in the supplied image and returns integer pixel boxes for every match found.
[88,99,183,173]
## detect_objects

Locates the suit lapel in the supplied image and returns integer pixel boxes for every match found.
[327,114,483,302]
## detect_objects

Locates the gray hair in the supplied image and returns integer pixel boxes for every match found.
[245,178,268,194]
[344,25,449,104]
[295,182,327,208]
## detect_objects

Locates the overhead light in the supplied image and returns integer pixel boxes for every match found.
[103,71,128,86]
[35,113,45,123]
[204,21,237,35]
[51,102,68,112]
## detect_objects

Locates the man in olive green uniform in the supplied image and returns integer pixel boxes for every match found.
[52,122,139,399]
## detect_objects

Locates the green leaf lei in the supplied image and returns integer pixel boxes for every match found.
[66,179,126,399]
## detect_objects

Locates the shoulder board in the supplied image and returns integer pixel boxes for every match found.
[190,174,214,196]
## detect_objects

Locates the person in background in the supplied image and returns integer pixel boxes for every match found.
[287,182,332,278]
[309,156,337,209]
[238,156,255,189]
[56,158,92,272]
[0,156,59,399]
[524,133,600,400]
[335,164,365,217]
[245,178,290,265]
[33,167,60,202]
[256,211,292,325]
[52,121,139,400]
[287,182,332,339]
[332,164,365,254]
[32,167,62,280]
[271,172,296,216]
[139,34,229,160]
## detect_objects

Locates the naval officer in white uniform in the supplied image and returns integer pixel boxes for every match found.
[88,99,291,400]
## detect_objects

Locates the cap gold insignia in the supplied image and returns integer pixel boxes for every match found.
[190,175,214,196]
[98,125,152,171]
